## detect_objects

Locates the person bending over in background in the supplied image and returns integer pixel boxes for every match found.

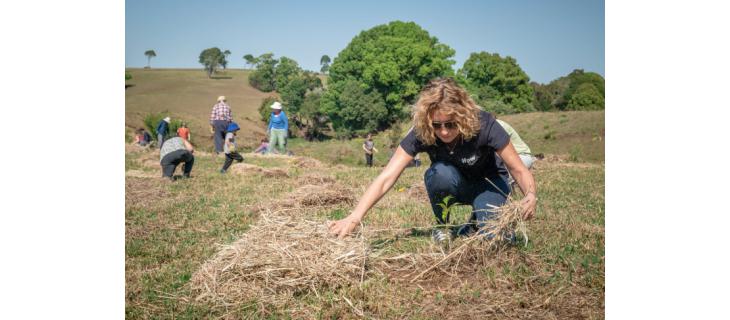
[210,96,232,155]
[495,117,535,170]
[328,78,537,245]
[267,101,288,154]
[254,138,269,154]
[133,128,151,147]
[220,122,244,174]
[156,116,170,149]
[159,136,195,181]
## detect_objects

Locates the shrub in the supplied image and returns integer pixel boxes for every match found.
[143,112,183,138]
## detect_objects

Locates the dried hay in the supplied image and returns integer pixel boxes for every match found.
[229,163,289,178]
[407,199,528,282]
[290,156,323,168]
[190,213,367,307]
[296,172,337,186]
[283,184,354,208]
[407,182,429,202]
[142,159,160,169]
[125,169,157,178]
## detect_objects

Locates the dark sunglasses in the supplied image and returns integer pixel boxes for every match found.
[432,121,457,130]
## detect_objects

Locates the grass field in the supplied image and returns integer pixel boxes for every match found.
[125,69,604,319]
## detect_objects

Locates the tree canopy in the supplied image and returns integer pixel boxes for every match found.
[198,47,227,78]
[324,21,456,135]
[531,69,605,111]
[457,51,535,114]
[243,54,257,69]
[320,55,331,74]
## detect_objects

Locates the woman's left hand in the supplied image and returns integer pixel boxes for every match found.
[519,193,537,220]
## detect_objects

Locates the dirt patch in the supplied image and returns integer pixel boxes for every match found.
[190,214,367,307]
[125,170,157,178]
[229,163,289,178]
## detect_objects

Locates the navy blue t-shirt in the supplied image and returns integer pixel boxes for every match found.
[400,111,510,179]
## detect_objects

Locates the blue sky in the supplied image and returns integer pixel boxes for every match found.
[126,0,604,84]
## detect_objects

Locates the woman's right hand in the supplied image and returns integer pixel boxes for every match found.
[327,215,361,239]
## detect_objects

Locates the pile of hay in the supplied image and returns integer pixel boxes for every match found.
[296,172,336,186]
[283,184,354,207]
[190,213,367,306]
[290,156,323,168]
[229,163,289,178]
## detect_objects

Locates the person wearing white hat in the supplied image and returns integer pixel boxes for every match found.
[156,116,171,149]
[210,95,232,154]
[267,101,288,154]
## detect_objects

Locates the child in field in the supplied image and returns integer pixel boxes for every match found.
[220,122,244,173]
[254,138,269,154]
[177,122,191,142]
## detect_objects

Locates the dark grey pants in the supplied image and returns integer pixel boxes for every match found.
[212,120,230,154]
[160,150,194,178]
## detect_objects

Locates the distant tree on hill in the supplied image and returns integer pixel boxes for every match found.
[457,51,535,114]
[222,50,231,69]
[530,69,605,111]
[125,72,132,81]
[243,54,257,69]
[248,53,278,91]
[198,47,227,78]
[144,50,157,68]
[320,55,331,74]
[324,21,455,135]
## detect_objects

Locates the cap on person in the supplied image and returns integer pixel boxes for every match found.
[226,122,240,132]
[163,116,171,123]
[217,96,226,102]
[270,101,283,110]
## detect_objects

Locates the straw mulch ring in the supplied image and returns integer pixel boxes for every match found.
[190,213,368,307]
[366,199,529,283]
[296,172,337,186]
[283,184,355,208]
[290,156,323,168]
[229,163,289,178]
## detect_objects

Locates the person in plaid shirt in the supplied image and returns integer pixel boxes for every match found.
[210,96,232,154]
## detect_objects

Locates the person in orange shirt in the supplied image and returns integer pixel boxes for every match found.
[177,122,191,142]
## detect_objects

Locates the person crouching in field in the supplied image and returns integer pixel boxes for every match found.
[328,78,537,244]
[362,133,379,167]
[495,117,535,170]
[159,136,195,181]
[254,138,269,154]
[220,122,244,174]
[133,128,151,147]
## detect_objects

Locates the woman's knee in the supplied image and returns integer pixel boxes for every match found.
[424,162,461,194]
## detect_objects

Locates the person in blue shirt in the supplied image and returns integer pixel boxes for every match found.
[156,116,170,149]
[267,102,289,154]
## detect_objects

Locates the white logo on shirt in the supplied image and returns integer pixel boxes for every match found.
[461,155,479,166]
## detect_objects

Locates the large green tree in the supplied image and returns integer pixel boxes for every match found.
[324,21,456,134]
[144,50,156,68]
[457,52,535,114]
[530,69,605,111]
[198,47,227,78]
[274,57,301,90]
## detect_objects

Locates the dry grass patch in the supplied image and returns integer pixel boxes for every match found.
[229,163,289,178]
[125,177,170,209]
[190,213,367,307]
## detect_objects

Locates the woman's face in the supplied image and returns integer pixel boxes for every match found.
[431,110,459,143]
[273,109,281,115]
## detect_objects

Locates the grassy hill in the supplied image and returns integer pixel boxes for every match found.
[125,69,604,318]
[125,68,273,150]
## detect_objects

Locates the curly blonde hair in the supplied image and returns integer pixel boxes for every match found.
[412,78,481,145]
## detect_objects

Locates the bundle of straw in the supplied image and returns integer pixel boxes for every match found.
[190,213,367,306]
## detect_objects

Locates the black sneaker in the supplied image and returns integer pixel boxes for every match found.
[456,223,476,237]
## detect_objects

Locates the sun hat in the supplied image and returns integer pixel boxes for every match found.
[270,101,283,110]
[163,116,171,123]
[217,96,226,102]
